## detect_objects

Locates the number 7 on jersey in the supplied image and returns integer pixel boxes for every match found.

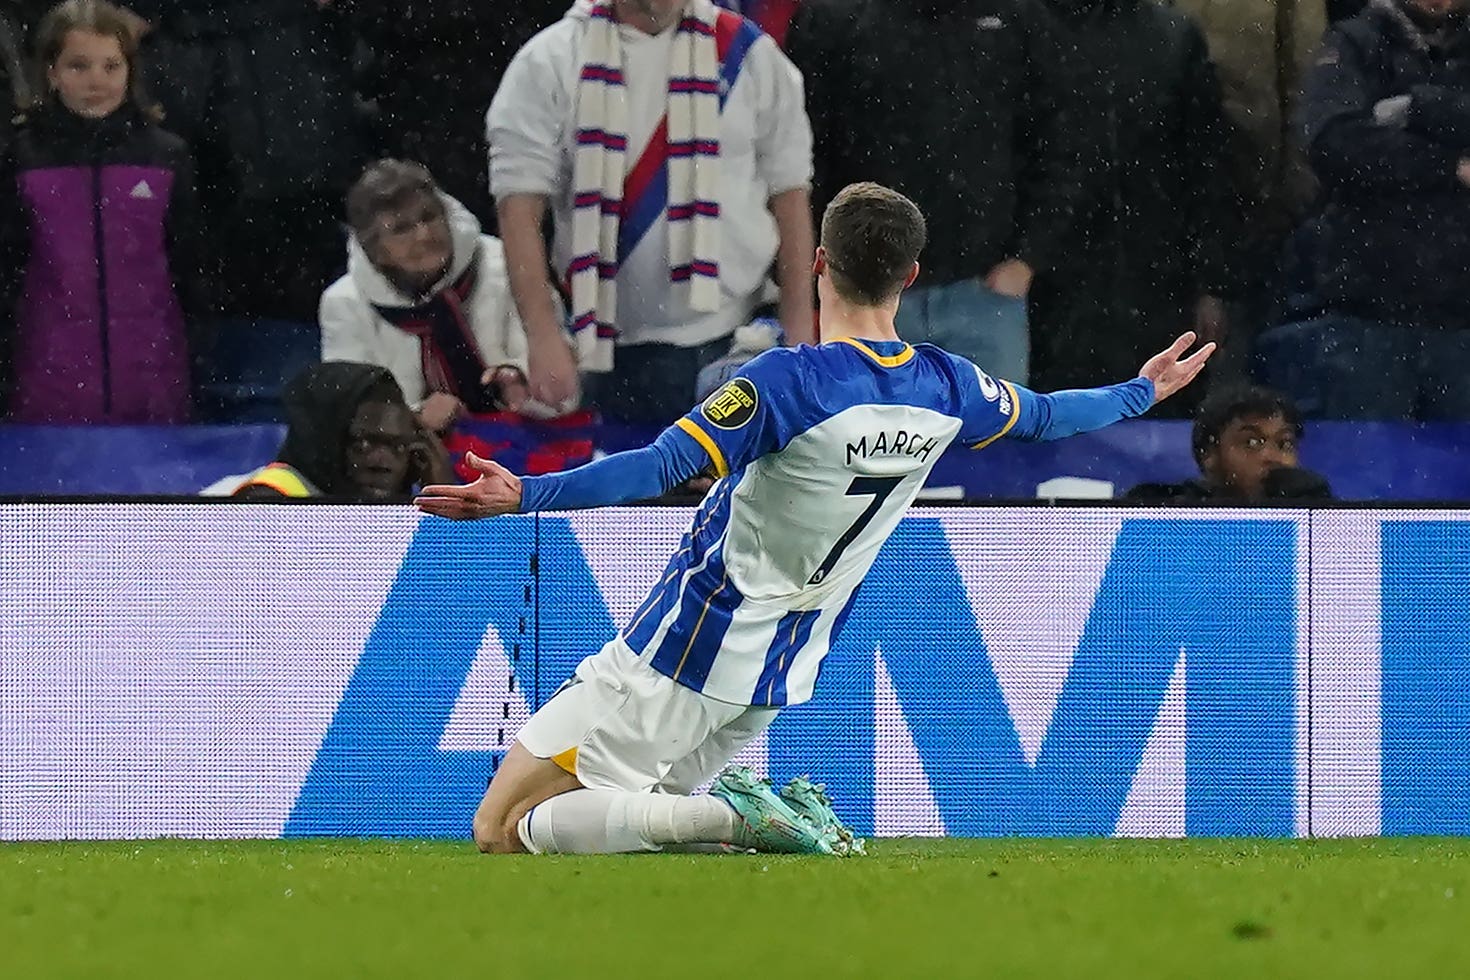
[807,476,904,585]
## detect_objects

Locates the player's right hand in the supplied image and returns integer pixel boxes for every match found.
[415,452,523,520]
[1139,331,1216,404]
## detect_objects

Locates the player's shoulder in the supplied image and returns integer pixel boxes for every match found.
[734,343,820,385]
[695,345,806,419]
[906,343,981,392]
[702,343,846,431]
[911,343,1017,418]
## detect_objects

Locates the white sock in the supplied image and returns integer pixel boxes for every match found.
[516,790,750,854]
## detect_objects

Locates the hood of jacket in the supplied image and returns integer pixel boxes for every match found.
[275,362,406,496]
[1371,0,1469,52]
[345,192,484,309]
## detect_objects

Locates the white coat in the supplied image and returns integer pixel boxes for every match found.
[319,193,577,417]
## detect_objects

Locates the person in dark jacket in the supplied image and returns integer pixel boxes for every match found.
[1029,0,1237,412]
[1126,385,1333,501]
[233,362,455,501]
[350,0,563,232]
[786,0,1084,382]
[1268,0,1470,419]
[0,6,26,151]
[0,0,204,423]
[124,0,364,321]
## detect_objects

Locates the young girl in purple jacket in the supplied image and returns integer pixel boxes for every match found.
[0,0,204,423]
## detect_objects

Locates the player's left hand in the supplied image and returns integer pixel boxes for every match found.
[1139,331,1216,404]
[414,452,523,520]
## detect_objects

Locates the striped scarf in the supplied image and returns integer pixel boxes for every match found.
[374,263,499,413]
[568,0,725,373]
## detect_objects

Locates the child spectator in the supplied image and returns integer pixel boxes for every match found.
[319,160,578,434]
[0,0,204,423]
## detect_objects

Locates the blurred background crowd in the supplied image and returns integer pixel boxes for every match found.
[0,0,1464,501]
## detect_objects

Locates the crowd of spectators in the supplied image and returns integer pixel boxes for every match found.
[0,0,1464,497]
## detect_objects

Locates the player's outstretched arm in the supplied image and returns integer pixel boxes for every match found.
[1004,332,1215,443]
[414,425,711,520]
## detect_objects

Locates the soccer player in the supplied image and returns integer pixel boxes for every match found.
[415,182,1214,856]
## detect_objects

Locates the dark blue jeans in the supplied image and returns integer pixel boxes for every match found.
[1255,316,1470,420]
[894,278,1029,383]
[585,336,734,425]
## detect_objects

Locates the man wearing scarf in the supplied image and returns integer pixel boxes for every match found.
[488,0,814,425]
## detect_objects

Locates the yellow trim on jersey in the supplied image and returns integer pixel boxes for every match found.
[240,463,313,497]
[550,746,579,776]
[970,381,1022,451]
[675,417,730,478]
[672,568,727,683]
[832,336,916,368]
[765,610,807,704]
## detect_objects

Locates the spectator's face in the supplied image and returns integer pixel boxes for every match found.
[1202,413,1300,499]
[48,30,128,119]
[370,195,453,288]
[344,402,416,500]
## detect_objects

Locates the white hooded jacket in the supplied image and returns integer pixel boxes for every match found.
[319,194,577,417]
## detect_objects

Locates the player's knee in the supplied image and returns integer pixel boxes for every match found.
[472,808,525,855]
[471,811,504,853]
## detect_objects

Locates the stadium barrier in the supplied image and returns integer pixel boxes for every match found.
[2,504,1464,840]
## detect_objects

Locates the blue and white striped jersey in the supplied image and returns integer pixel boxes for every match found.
[622,337,1025,707]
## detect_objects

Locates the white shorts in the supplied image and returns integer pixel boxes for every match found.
[516,638,778,794]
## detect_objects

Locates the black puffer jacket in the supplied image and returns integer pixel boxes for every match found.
[130,0,362,200]
[1029,0,1235,390]
[352,0,565,229]
[1299,0,1470,330]
[786,0,1086,285]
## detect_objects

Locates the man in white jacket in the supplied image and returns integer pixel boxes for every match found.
[487,0,815,425]
[319,160,578,432]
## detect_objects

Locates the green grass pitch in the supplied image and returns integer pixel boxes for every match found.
[4,838,1468,978]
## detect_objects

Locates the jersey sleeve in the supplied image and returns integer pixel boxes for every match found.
[954,359,1026,449]
[954,357,1155,447]
[672,348,795,478]
[516,425,709,512]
